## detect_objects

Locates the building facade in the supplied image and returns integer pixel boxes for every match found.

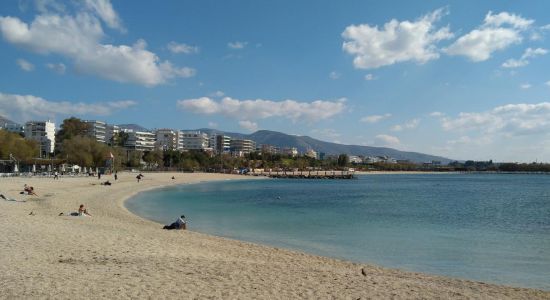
[105,124,120,146]
[124,130,156,151]
[215,135,231,154]
[230,139,256,156]
[155,129,178,151]
[24,120,56,157]
[180,131,210,150]
[83,120,107,143]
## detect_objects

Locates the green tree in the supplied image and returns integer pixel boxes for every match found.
[337,154,349,167]
[0,129,39,161]
[56,117,90,151]
[143,149,164,169]
[58,136,110,167]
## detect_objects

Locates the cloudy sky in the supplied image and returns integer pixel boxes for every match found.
[1,0,549,162]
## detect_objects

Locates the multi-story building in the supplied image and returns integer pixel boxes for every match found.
[230,139,256,156]
[155,129,178,151]
[282,147,298,157]
[215,135,231,154]
[105,124,120,146]
[124,130,156,151]
[305,149,318,159]
[260,144,280,155]
[180,131,210,150]
[24,120,55,157]
[83,120,107,143]
[0,121,24,134]
[175,130,184,150]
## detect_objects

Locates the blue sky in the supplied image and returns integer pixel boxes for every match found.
[1,0,550,162]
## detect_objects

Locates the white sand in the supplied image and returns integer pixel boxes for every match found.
[0,172,548,299]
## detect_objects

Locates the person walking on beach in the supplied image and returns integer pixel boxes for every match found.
[136,173,144,182]
[54,171,59,180]
[114,171,118,181]
[98,172,101,180]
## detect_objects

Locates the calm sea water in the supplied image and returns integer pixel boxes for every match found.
[126,174,550,290]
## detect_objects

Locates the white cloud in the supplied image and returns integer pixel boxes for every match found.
[167,41,199,54]
[364,74,376,81]
[83,0,124,31]
[546,80,550,87]
[445,11,534,61]
[329,71,341,80]
[207,121,218,128]
[16,58,34,71]
[342,8,453,69]
[502,47,547,68]
[239,120,258,132]
[46,62,66,74]
[360,113,391,123]
[209,91,225,97]
[177,96,347,122]
[228,41,247,49]
[0,92,136,122]
[375,134,400,146]
[0,7,194,86]
[430,111,445,117]
[520,83,531,89]
[391,118,420,131]
[441,102,550,136]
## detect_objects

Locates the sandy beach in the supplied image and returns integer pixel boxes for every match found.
[0,172,548,299]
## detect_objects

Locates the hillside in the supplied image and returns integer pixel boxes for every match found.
[191,129,451,164]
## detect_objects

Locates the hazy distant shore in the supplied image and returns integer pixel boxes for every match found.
[0,172,548,299]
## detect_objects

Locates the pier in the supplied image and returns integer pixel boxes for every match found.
[250,170,355,179]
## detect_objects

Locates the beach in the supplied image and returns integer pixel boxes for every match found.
[0,172,548,299]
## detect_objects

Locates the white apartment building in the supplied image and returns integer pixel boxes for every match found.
[305,149,318,159]
[155,129,178,151]
[230,139,256,156]
[24,120,55,157]
[83,120,107,143]
[282,147,298,157]
[123,130,156,151]
[0,121,24,134]
[175,130,184,150]
[180,131,209,150]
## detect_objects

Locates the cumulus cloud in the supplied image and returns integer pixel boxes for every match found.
[445,11,534,61]
[441,102,550,136]
[502,47,547,68]
[342,8,453,69]
[209,91,225,97]
[0,92,137,122]
[0,4,194,86]
[167,41,199,54]
[430,111,445,117]
[83,0,124,31]
[239,120,258,132]
[360,113,391,123]
[16,58,34,71]
[46,62,66,74]
[228,41,247,49]
[391,118,420,131]
[375,134,400,146]
[177,96,347,122]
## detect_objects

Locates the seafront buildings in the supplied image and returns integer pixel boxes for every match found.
[230,139,256,156]
[83,120,107,143]
[180,131,210,151]
[124,130,156,151]
[24,120,56,158]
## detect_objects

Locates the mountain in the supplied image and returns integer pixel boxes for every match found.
[118,124,150,132]
[188,128,451,164]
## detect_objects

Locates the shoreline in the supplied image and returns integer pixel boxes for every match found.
[1,172,548,299]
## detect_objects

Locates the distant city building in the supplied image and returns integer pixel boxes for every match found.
[260,144,280,155]
[349,155,363,164]
[24,120,55,157]
[181,131,209,150]
[124,129,155,151]
[155,129,178,150]
[105,124,120,146]
[215,135,231,153]
[0,121,24,134]
[305,149,318,159]
[83,120,107,143]
[282,147,298,157]
[230,139,256,156]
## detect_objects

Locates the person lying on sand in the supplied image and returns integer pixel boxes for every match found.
[58,204,92,217]
[22,184,38,196]
[100,180,112,186]
[163,215,186,230]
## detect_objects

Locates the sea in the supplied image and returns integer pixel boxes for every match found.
[126,173,550,290]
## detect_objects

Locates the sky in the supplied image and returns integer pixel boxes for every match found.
[1,0,550,162]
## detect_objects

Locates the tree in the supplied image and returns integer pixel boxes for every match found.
[143,150,164,169]
[0,129,39,161]
[58,136,110,167]
[56,117,90,150]
[111,131,129,147]
[337,154,349,167]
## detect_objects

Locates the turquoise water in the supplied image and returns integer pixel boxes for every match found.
[126,174,550,290]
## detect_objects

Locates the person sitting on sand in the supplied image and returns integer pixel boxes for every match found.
[78,204,92,216]
[163,215,186,230]
[100,180,112,186]
[23,184,38,196]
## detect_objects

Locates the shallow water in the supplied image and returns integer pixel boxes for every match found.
[126,174,550,290]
